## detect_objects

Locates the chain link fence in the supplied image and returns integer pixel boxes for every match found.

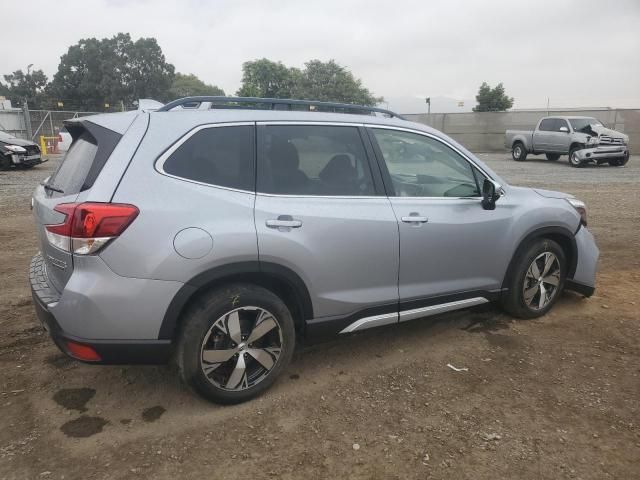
[0,108,99,141]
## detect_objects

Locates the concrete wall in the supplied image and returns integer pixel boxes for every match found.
[403,109,640,154]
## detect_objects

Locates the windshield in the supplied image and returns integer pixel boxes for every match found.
[569,118,603,133]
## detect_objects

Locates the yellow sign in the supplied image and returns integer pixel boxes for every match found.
[105,103,110,108]
[57,101,64,107]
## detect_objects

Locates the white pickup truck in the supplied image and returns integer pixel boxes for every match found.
[505,116,629,167]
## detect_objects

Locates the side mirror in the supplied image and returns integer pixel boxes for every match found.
[481,179,501,210]
[559,126,569,133]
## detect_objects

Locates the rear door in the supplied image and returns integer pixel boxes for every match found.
[254,123,400,325]
[32,122,121,293]
[532,118,555,151]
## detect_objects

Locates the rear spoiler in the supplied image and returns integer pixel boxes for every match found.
[137,99,164,111]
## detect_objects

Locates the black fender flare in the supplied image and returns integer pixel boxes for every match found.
[158,261,314,340]
[501,226,578,291]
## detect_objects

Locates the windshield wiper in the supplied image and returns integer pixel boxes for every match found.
[41,180,64,194]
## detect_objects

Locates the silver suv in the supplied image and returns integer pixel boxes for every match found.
[30,97,599,404]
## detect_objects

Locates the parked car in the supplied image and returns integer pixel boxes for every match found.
[57,127,72,152]
[30,97,599,404]
[505,116,629,167]
[0,131,46,169]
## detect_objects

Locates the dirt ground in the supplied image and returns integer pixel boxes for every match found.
[1,153,638,480]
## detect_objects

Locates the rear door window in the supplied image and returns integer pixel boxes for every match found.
[538,119,555,131]
[161,125,255,191]
[258,125,375,196]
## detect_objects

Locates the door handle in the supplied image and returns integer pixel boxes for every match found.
[401,213,428,224]
[266,215,302,229]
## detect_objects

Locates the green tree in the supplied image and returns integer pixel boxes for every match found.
[1,69,48,108]
[293,60,381,106]
[49,33,175,110]
[236,58,381,106]
[168,73,224,99]
[473,82,514,112]
[236,58,297,98]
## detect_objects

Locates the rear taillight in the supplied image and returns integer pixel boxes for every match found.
[45,202,139,254]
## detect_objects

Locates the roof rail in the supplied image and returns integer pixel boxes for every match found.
[157,96,403,119]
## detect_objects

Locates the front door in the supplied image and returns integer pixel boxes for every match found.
[254,123,400,329]
[367,127,514,316]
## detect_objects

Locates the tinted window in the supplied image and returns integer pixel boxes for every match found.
[49,131,98,194]
[258,125,375,196]
[372,129,480,198]
[163,126,255,191]
[539,119,555,131]
[556,119,569,131]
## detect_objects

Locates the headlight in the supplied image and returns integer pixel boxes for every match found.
[566,198,587,226]
[3,144,27,153]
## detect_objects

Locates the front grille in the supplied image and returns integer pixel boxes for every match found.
[599,135,624,145]
[24,144,40,155]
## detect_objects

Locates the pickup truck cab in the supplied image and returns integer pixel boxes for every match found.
[505,116,629,167]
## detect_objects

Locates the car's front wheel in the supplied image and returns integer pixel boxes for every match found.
[502,238,566,319]
[176,284,296,404]
[609,152,629,167]
[569,146,584,167]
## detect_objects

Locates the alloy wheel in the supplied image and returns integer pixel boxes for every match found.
[200,307,283,391]
[514,146,522,158]
[522,252,561,310]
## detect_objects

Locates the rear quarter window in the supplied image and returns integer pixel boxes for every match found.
[161,125,255,191]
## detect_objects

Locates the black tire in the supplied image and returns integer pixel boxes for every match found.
[501,238,567,319]
[512,142,527,161]
[176,283,296,404]
[546,153,560,161]
[0,156,11,170]
[569,146,584,168]
[609,152,629,167]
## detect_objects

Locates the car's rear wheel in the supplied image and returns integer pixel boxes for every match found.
[546,153,560,161]
[569,146,584,167]
[512,142,527,161]
[501,238,566,319]
[176,284,295,404]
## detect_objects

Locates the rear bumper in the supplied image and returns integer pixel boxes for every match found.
[575,145,628,162]
[30,253,173,364]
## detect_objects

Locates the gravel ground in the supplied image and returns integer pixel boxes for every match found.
[0,152,639,480]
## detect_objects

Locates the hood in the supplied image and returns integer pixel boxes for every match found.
[590,124,627,140]
[0,133,37,147]
[533,188,574,200]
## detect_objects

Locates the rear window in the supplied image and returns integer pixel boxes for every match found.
[162,125,255,191]
[48,122,122,195]
[49,131,98,194]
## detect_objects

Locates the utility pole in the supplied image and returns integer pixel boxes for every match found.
[426,97,431,115]
[23,99,33,140]
[24,64,34,139]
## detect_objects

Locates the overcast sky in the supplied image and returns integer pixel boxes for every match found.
[2,0,639,112]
